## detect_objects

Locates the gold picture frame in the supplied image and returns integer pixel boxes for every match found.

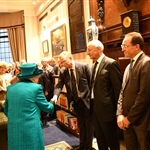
[51,24,67,57]
[42,40,49,53]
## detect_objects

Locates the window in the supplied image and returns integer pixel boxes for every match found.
[0,29,13,63]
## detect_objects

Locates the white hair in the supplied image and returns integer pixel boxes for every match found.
[87,40,104,51]
[59,51,72,59]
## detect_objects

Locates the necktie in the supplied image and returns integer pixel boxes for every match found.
[70,69,78,102]
[129,59,134,76]
[91,61,98,87]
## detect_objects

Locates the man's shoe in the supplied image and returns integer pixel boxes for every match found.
[42,120,47,126]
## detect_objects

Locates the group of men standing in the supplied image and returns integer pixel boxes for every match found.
[51,32,150,150]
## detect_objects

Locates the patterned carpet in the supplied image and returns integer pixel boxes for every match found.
[43,119,79,147]
[43,120,126,150]
[45,141,72,150]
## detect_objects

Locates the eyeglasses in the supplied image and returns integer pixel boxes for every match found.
[59,60,67,65]
[121,44,133,49]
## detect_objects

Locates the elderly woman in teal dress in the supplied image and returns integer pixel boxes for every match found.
[4,63,54,150]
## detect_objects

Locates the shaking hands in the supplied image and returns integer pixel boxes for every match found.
[50,95,58,105]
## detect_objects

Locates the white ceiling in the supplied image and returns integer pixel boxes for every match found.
[0,0,51,16]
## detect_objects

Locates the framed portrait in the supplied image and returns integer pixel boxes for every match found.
[51,24,67,57]
[42,40,49,53]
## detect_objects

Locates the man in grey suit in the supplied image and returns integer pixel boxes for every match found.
[117,32,150,150]
[87,40,122,150]
[51,51,94,150]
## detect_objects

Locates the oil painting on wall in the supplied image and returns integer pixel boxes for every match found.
[51,24,67,57]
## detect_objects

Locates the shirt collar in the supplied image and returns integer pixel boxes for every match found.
[70,60,75,70]
[133,51,143,62]
[96,53,105,64]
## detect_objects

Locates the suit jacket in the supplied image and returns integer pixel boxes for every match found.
[93,56,122,122]
[54,62,91,109]
[38,71,54,93]
[4,80,54,150]
[53,64,59,75]
[117,53,150,130]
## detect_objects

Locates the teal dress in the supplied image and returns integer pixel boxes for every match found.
[4,80,54,150]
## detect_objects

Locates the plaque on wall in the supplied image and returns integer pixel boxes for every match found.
[68,0,86,54]
[121,10,139,37]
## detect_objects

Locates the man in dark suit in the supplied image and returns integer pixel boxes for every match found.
[38,58,55,125]
[87,40,122,150]
[48,57,59,75]
[51,51,94,150]
[117,32,150,150]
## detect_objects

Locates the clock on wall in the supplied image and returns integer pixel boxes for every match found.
[123,16,132,28]
[121,10,139,37]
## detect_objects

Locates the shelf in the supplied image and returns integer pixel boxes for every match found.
[56,104,76,116]
[56,119,79,137]
[53,81,79,138]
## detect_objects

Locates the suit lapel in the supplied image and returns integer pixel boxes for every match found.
[75,63,79,85]
[122,53,144,91]
[131,53,144,73]
[122,65,130,91]
[95,56,105,82]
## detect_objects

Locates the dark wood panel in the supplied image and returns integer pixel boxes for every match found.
[89,0,99,26]
[89,0,150,28]
[99,14,150,45]
[104,48,124,62]
[99,24,122,44]
[68,0,86,54]
[118,57,130,74]
[140,14,150,38]
[88,0,150,73]
[101,14,150,73]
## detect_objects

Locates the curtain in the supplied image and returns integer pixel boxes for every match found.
[0,10,26,63]
[0,11,24,28]
[7,26,27,62]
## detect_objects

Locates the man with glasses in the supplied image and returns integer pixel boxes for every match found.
[51,51,95,150]
[117,32,150,150]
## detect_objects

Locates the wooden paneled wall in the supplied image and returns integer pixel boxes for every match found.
[89,0,150,72]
